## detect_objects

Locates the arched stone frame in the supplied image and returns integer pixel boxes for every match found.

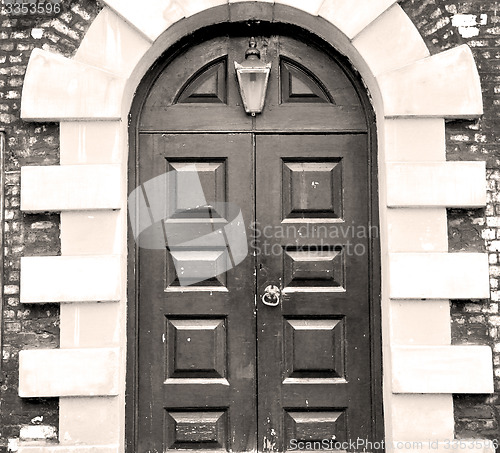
[16,1,495,452]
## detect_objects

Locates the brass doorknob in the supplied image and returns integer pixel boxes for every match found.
[262,285,281,307]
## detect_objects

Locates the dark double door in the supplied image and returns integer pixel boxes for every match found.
[132,33,382,452]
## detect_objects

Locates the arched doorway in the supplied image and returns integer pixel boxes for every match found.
[17,1,489,452]
[128,25,382,452]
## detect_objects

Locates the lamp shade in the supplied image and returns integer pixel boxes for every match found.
[235,38,272,116]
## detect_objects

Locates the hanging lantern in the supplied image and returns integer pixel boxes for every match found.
[235,38,272,116]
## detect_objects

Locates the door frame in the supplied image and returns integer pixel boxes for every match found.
[126,23,383,450]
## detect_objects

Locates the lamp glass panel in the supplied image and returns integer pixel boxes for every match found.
[235,65,271,114]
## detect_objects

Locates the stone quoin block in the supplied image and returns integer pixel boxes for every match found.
[21,255,122,303]
[274,0,324,15]
[386,162,487,208]
[19,348,120,397]
[99,0,184,42]
[59,122,123,165]
[387,208,448,253]
[21,49,125,121]
[392,346,494,394]
[74,8,151,78]
[60,303,121,348]
[378,45,483,118]
[59,397,121,444]
[319,0,398,39]
[390,394,454,440]
[390,300,451,345]
[176,0,229,17]
[21,164,122,212]
[384,118,446,162]
[389,253,490,300]
[18,446,119,453]
[61,211,123,256]
[353,5,429,76]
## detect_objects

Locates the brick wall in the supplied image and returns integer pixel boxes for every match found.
[400,0,500,442]
[0,1,100,451]
[0,0,499,450]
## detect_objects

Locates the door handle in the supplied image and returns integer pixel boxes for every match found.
[262,285,281,307]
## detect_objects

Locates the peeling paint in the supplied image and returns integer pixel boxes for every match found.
[263,436,277,452]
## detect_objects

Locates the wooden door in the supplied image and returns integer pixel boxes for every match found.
[136,134,256,452]
[130,30,382,453]
[256,135,374,451]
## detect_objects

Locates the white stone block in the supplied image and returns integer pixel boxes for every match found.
[387,208,448,253]
[100,0,184,42]
[18,446,118,453]
[21,165,122,212]
[180,0,228,17]
[60,303,121,349]
[378,45,483,118]
[21,49,124,121]
[390,394,454,440]
[75,8,150,78]
[275,0,324,15]
[61,211,122,256]
[60,398,120,444]
[19,348,120,397]
[387,162,487,208]
[392,346,494,394]
[389,253,490,300]
[390,300,451,345]
[319,0,398,39]
[21,256,122,303]
[60,122,123,165]
[353,5,429,76]
[385,118,446,162]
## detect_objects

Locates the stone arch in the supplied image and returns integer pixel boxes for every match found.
[18,1,493,452]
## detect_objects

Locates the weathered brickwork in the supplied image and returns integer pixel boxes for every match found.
[0,0,499,449]
[401,0,500,442]
[0,1,100,451]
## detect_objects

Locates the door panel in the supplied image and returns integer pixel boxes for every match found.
[256,135,374,451]
[137,134,256,453]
